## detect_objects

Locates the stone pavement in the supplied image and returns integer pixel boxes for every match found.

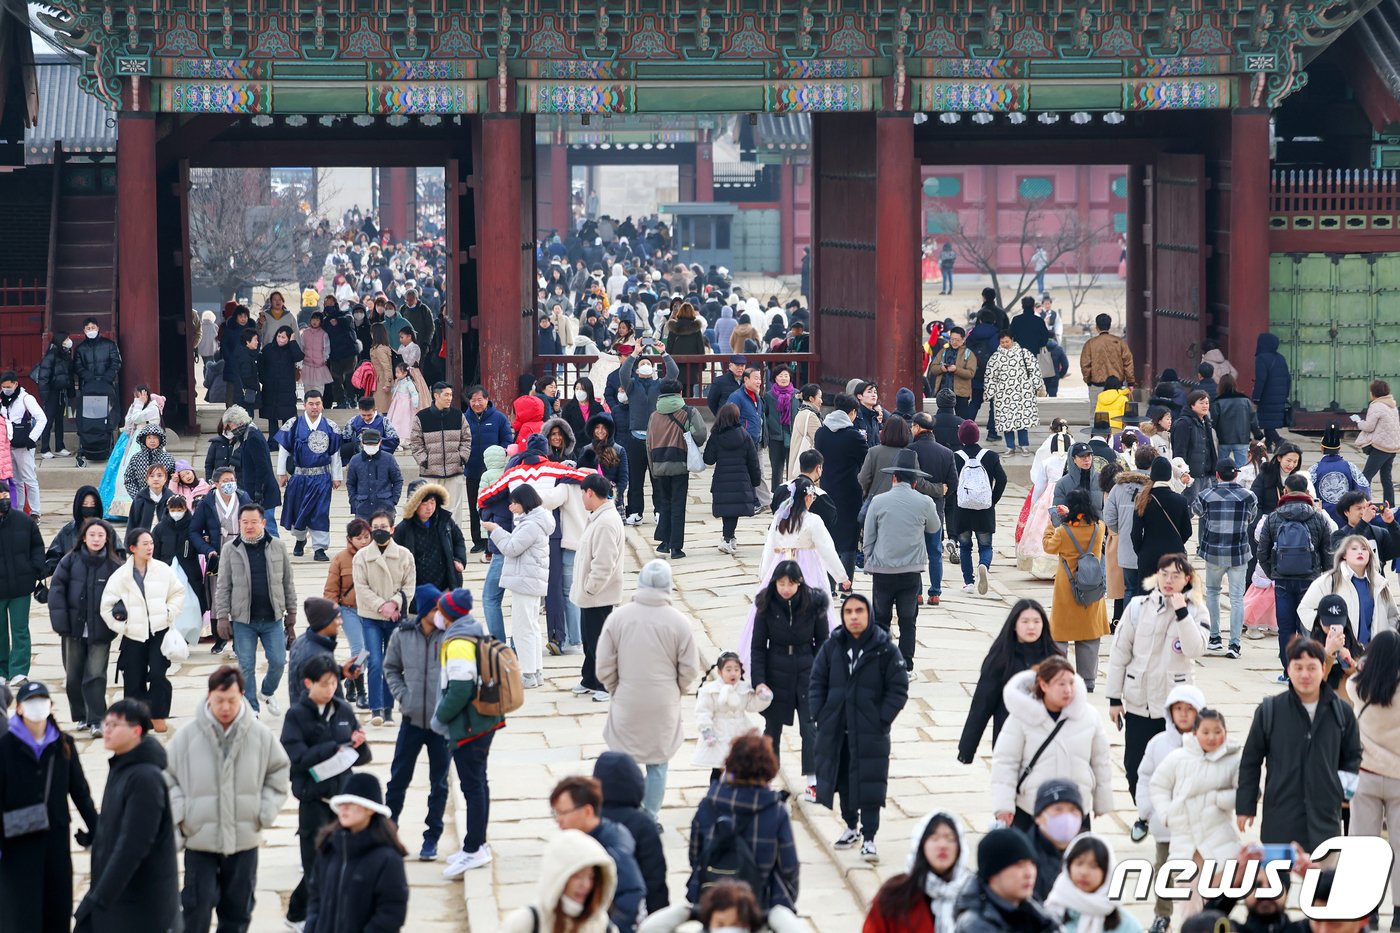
[19,411,1364,932]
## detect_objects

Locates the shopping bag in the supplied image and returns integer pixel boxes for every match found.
[170,562,205,645]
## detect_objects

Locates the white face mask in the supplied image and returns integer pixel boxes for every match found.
[20,698,52,723]
[574,389,588,403]
[362,444,380,456]
[62,339,73,350]
[559,896,585,919]
[85,328,99,339]
[637,363,654,379]
[712,928,748,933]
[616,390,628,404]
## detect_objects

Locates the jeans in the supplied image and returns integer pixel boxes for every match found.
[561,548,581,646]
[1003,429,1030,451]
[118,633,172,718]
[1364,445,1396,507]
[0,596,32,679]
[1274,576,1312,673]
[61,636,109,725]
[338,605,365,658]
[1204,560,1248,646]
[959,531,994,584]
[654,473,689,552]
[452,731,495,854]
[233,619,286,710]
[1220,444,1249,469]
[385,719,450,844]
[643,762,669,819]
[1035,270,1046,294]
[924,530,944,597]
[182,847,258,933]
[872,571,921,668]
[361,614,394,711]
[482,554,506,641]
[1044,377,1060,398]
[262,507,280,537]
[1115,566,1143,623]
[580,605,611,692]
[940,266,953,294]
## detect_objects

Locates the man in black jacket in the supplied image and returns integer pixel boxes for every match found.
[1236,636,1361,852]
[1330,490,1400,562]
[706,354,746,416]
[1172,390,1219,503]
[910,413,959,606]
[280,654,370,927]
[1008,296,1049,356]
[74,317,121,398]
[0,486,44,685]
[593,751,669,914]
[77,699,178,933]
[953,828,1059,933]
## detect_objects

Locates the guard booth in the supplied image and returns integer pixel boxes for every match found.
[661,202,736,272]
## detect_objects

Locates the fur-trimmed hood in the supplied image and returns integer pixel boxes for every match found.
[1136,575,1207,606]
[541,415,576,453]
[1003,668,1095,727]
[402,481,451,520]
[1114,470,1149,487]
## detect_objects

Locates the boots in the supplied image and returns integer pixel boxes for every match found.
[344,674,359,704]
[353,673,369,711]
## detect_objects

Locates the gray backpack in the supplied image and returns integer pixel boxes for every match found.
[1061,524,1106,606]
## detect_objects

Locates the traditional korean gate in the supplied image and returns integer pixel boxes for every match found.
[1144,153,1207,383]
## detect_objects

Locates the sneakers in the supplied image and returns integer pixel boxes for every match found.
[285,920,306,932]
[861,839,879,863]
[571,682,593,696]
[41,451,53,460]
[1150,917,1170,933]
[470,543,487,553]
[523,672,544,689]
[292,540,307,557]
[8,675,26,689]
[907,669,918,683]
[546,640,562,657]
[210,639,227,655]
[961,583,977,593]
[1130,819,1150,843]
[975,564,989,596]
[653,512,660,525]
[803,784,817,803]
[834,828,860,849]
[1207,636,1224,653]
[1276,673,1290,684]
[260,693,282,716]
[443,845,493,878]
[58,448,70,457]
[625,513,642,526]
[717,538,737,555]
[419,838,439,861]
[88,723,103,739]
[1226,644,1241,660]
[313,548,329,562]
[592,690,610,702]
[561,643,584,656]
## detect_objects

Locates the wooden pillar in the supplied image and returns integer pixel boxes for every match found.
[875,115,921,398]
[677,162,696,201]
[779,162,795,274]
[378,166,416,242]
[695,140,714,203]
[550,143,571,235]
[116,103,160,399]
[477,115,525,405]
[1125,163,1148,387]
[1228,110,1271,391]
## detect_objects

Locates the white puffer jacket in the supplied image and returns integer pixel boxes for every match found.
[1135,728,1187,841]
[690,679,773,768]
[99,557,184,642]
[990,670,1114,817]
[1148,734,1242,860]
[1104,583,1209,718]
[491,506,555,597]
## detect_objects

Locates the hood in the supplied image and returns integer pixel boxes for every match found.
[1003,668,1094,727]
[701,780,788,818]
[541,416,576,450]
[895,387,916,418]
[1256,333,1280,355]
[514,394,546,423]
[134,423,167,446]
[720,306,734,320]
[907,809,972,879]
[1377,395,1398,410]
[611,263,623,277]
[113,734,168,772]
[822,410,854,431]
[584,411,616,444]
[1114,471,1149,488]
[1164,683,1206,713]
[1275,497,1318,520]
[655,394,685,415]
[535,830,619,918]
[403,482,451,520]
[444,612,486,642]
[482,446,508,472]
[593,750,645,808]
[71,484,101,523]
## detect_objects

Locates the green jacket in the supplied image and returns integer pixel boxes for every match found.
[432,615,505,746]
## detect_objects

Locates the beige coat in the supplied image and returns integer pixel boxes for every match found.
[352,539,417,622]
[787,404,822,478]
[1356,395,1400,454]
[597,589,703,764]
[571,500,625,609]
[100,558,184,642]
[499,829,618,933]
[1042,521,1110,643]
[370,344,394,413]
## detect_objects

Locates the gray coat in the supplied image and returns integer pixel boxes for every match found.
[1052,459,1104,514]
[863,482,942,575]
[490,506,555,597]
[384,619,446,727]
[1102,470,1148,571]
[215,534,299,625]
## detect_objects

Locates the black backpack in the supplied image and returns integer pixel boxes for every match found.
[1271,516,1316,577]
[696,815,768,907]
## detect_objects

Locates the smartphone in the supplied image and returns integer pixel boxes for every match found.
[354,648,370,669]
[1330,624,1344,637]
[1257,843,1294,867]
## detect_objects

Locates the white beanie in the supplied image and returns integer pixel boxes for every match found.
[637,559,673,593]
[1164,683,1206,713]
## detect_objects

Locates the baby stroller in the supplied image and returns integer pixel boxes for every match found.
[75,389,116,466]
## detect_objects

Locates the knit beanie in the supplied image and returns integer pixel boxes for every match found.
[414,584,443,617]
[304,597,340,632]
[936,389,956,413]
[1150,457,1174,483]
[437,588,475,621]
[637,559,673,593]
[957,419,980,446]
[977,829,1036,883]
[1035,778,1084,816]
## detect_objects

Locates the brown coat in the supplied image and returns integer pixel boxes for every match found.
[1043,520,1110,642]
[370,344,395,413]
[1079,332,1135,387]
[323,541,362,609]
[952,344,978,398]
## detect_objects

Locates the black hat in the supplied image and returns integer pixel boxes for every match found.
[1070,442,1093,459]
[728,354,748,366]
[1322,422,1342,451]
[1034,778,1084,816]
[1123,401,1141,421]
[360,428,381,444]
[1150,457,1174,483]
[1083,412,1113,437]
[328,772,391,817]
[977,828,1037,882]
[880,447,931,479]
[15,681,50,704]
[1215,457,1239,480]
[304,597,340,632]
[1317,594,1349,624]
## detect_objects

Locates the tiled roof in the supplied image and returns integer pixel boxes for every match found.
[26,58,116,164]
[755,114,810,153]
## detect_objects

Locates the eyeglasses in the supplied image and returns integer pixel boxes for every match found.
[551,803,584,822]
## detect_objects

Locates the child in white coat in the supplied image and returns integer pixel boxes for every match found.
[1131,683,1206,933]
[692,652,772,783]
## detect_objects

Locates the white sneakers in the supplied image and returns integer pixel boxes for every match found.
[975,564,989,596]
[259,694,282,716]
[443,845,493,878]
[561,644,584,656]
[625,513,642,526]
[571,683,593,696]
[717,539,737,555]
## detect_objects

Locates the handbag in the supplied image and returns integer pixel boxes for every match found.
[1016,718,1069,793]
[3,757,54,838]
[242,388,261,409]
[161,625,191,662]
[671,410,704,473]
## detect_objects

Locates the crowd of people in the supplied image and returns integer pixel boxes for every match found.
[1,212,1399,933]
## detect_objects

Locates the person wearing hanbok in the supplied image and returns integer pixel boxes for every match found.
[0,412,14,502]
[386,361,421,441]
[736,475,849,672]
[1018,426,1071,579]
[100,386,164,518]
[274,390,343,560]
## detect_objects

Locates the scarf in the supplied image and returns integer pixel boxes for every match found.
[771,382,797,426]
[1044,835,1116,933]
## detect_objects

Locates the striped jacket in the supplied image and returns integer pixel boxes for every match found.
[433,614,504,747]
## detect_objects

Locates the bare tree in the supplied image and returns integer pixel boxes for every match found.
[1062,232,1107,328]
[934,195,1112,312]
[188,168,314,300]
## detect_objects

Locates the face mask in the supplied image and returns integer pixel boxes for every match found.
[168,511,186,520]
[20,698,51,723]
[62,339,72,350]
[637,363,654,379]
[1043,812,1082,846]
[222,429,235,440]
[219,481,237,496]
[85,328,98,339]
[80,505,101,518]
[371,528,393,545]
[0,388,15,401]
[559,897,585,919]
[353,313,365,324]
[712,928,748,933]
[363,444,381,456]
[616,390,628,404]
[574,389,588,403]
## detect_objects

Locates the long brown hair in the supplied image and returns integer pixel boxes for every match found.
[553,865,609,933]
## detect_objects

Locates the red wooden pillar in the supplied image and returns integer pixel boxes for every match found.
[116,100,160,399]
[378,167,416,242]
[779,162,795,274]
[1228,110,1271,391]
[1125,163,1148,387]
[478,115,525,405]
[550,144,571,235]
[695,140,714,203]
[875,115,921,397]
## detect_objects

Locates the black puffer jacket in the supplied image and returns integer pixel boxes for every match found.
[1130,486,1193,578]
[49,547,121,641]
[810,623,908,811]
[750,586,830,726]
[0,508,44,600]
[259,338,305,426]
[953,875,1061,933]
[33,342,75,395]
[703,423,761,518]
[594,751,669,913]
[74,335,121,393]
[153,512,207,612]
[958,639,1062,764]
[302,824,409,933]
[280,695,371,802]
[1171,410,1217,480]
[45,485,103,575]
[1212,390,1261,447]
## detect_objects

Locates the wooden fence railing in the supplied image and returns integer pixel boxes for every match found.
[1270,169,1400,215]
